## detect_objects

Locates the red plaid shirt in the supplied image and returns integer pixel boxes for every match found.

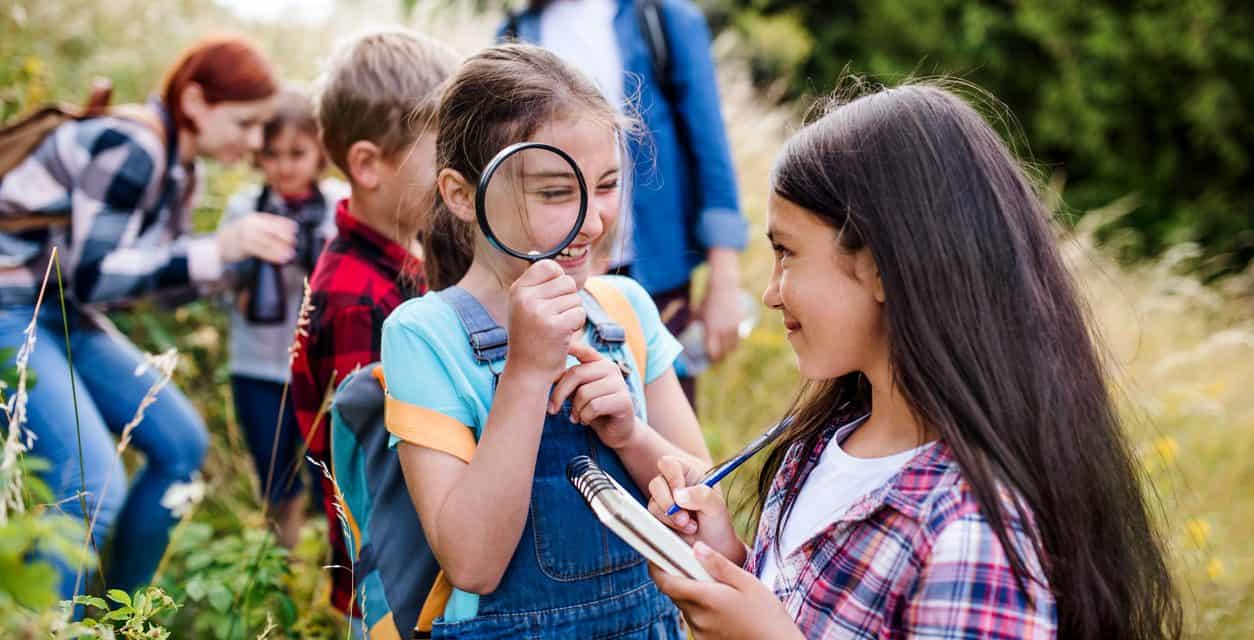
[290,199,424,615]
[746,415,1057,639]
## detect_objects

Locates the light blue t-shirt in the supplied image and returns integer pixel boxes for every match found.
[380,275,681,621]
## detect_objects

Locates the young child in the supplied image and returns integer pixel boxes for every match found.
[219,89,347,550]
[647,83,1181,639]
[381,44,710,637]
[288,28,459,620]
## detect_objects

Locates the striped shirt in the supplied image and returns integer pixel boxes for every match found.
[747,417,1057,639]
[0,100,220,308]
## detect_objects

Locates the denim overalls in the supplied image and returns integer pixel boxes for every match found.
[430,287,683,639]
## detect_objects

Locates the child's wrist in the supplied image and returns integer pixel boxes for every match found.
[608,417,649,452]
[500,360,561,394]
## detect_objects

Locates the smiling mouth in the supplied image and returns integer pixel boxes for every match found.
[557,245,590,260]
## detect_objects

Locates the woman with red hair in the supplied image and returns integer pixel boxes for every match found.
[0,37,291,602]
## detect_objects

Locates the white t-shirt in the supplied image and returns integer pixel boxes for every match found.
[758,417,933,589]
[539,0,635,267]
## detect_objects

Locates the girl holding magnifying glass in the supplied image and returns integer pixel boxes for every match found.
[380,44,709,638]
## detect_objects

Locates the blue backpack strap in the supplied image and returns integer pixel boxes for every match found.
[438,286,508,364]
[579,289,626,348]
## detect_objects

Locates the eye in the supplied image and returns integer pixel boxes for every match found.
[597,180,619,192]
[537,187,575,201]
[771,242,791,259]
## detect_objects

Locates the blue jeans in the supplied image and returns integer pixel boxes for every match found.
[0,303,208,599]
[230,375,306,504]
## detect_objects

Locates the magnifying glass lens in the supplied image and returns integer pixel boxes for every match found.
[480,144,586,261]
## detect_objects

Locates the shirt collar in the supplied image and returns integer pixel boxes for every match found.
[788,419,955,524]
[333,198,418,280]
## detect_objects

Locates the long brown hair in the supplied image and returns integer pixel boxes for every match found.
[759,81,1181,639]
[423,44,632,290]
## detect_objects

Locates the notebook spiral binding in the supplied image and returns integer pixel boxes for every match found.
[567,455,617,500]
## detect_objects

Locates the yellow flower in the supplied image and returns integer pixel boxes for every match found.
[22,57,43,76]
[1206,557,1224,580]
[1153,437,1178,466]
[1203,381,1226,398]
[1185,519,1210,548]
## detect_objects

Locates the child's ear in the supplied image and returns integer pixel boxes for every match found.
[346,140,382,190]
[437,168,475,222]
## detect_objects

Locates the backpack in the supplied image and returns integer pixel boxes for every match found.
[0,79,166,233]
[328,278,648,640]
[502,0,677,107]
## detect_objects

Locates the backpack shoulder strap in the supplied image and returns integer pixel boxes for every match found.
[107,103,166,144]
[636,0,674,104]
[584,277,648,384]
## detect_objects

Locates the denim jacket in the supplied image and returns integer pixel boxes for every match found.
[500,0,747,294]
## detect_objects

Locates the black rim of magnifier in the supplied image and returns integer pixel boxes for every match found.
[475,142,589,262]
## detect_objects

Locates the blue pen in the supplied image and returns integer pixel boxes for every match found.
[665,412,868,516]
[664,419,791,517]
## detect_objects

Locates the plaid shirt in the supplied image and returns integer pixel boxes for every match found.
[289,199,423,615]
[746,419,1057,639]
[0,100,216,308]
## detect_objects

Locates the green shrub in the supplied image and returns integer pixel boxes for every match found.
[714,0,1254,272]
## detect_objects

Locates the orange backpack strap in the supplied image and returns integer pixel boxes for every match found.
[584,277,648,384]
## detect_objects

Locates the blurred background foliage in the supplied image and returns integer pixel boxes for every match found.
[701,0,1254,277]
[2,0,1253,637]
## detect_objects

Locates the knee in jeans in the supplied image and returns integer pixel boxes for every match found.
[156,414,209,480]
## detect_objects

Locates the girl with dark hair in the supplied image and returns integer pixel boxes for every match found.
[647,82,1181,639]
[0,37,287,601]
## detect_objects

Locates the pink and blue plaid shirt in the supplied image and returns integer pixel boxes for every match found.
[746,420,1057,639]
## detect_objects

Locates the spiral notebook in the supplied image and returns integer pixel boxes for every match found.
[567,455,712,582]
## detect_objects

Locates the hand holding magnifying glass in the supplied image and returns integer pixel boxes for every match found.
[478,142,593,379]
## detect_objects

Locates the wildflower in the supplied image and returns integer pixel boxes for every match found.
[160,472,206,519]
[1206,557,1224,580]
[1153,436,1178,466]
[1185,519,1211,548]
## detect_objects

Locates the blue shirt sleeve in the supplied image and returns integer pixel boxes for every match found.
[381,300,478,444]
[662,0,747,251]
[608,276,683,385]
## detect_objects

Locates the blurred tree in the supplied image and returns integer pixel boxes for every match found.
[710,0,1254,272]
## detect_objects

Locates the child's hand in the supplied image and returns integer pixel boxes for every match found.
[549,341,637,448]
[649,543,803,640]
[217,212,297,264]
[506,260,586,379]
[647,456,745,564]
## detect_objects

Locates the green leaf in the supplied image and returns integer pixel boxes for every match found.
[185,576,207,600]
[106,588,132,606]
[0,557,59,609]
[206,582,232,612]
[73,594,109,610]
[103,606,134,620]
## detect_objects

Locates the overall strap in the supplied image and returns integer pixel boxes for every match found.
[578,289,626,349]
[437,286,509,364]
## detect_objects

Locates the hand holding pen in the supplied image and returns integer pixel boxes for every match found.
[663,420,791,516]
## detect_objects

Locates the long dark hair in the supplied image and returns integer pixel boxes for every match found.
[423,44,630,290]
[759,81,1181,639]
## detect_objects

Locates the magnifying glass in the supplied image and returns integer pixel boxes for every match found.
[476,142,589,263]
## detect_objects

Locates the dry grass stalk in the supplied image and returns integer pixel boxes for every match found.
[0,248,62,523]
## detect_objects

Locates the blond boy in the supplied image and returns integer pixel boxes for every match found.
[289,27,458,618]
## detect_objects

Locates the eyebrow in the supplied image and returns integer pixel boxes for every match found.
[522,170,577,180]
